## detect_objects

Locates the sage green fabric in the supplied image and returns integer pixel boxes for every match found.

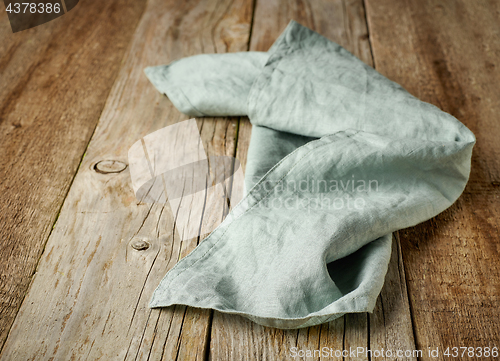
[144,20,475,329]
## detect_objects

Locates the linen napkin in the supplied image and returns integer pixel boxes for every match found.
[143,20,475,329]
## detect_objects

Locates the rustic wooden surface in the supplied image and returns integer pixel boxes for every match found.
[0,0,147,350]
[0,0,253,359]
[0,0,498,359]
[365,0,500,357]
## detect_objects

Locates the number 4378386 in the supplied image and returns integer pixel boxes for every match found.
[6,3,61,14]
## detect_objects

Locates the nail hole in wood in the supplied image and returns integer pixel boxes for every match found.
[94,160,127,174]
[131,239,150,251]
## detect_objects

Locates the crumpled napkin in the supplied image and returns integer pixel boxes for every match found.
[143,20,475,329]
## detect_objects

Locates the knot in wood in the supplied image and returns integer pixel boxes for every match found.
[131,239,150,251]
[94,160,127,174]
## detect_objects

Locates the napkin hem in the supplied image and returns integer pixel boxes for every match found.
[144,65,206,117]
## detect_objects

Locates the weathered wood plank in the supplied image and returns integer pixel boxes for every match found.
[370,234,417,361]
[0,0,147,350]
[0,0,254,359]
[209,0,416,359]
[365,0,500,358]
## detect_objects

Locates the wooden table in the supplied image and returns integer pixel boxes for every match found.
[0,0,498,359]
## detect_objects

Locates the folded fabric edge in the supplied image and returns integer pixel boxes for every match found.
[146,132,394,328]
[247,19,477,147]
[148,233,391,329]
[144,65,205,117]
[149,292,375,329]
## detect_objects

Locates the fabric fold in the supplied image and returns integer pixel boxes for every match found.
[144,52,268,116]
[144,20,475,329]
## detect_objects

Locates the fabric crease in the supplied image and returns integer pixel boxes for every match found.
[143,20,475,329]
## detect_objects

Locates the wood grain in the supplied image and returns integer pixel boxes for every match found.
[3,0,494,359]
[0,0,147,350]
[370,234,417,361]
[209,0,416,359]
[365,0,500,358]
[0,0,253,359]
